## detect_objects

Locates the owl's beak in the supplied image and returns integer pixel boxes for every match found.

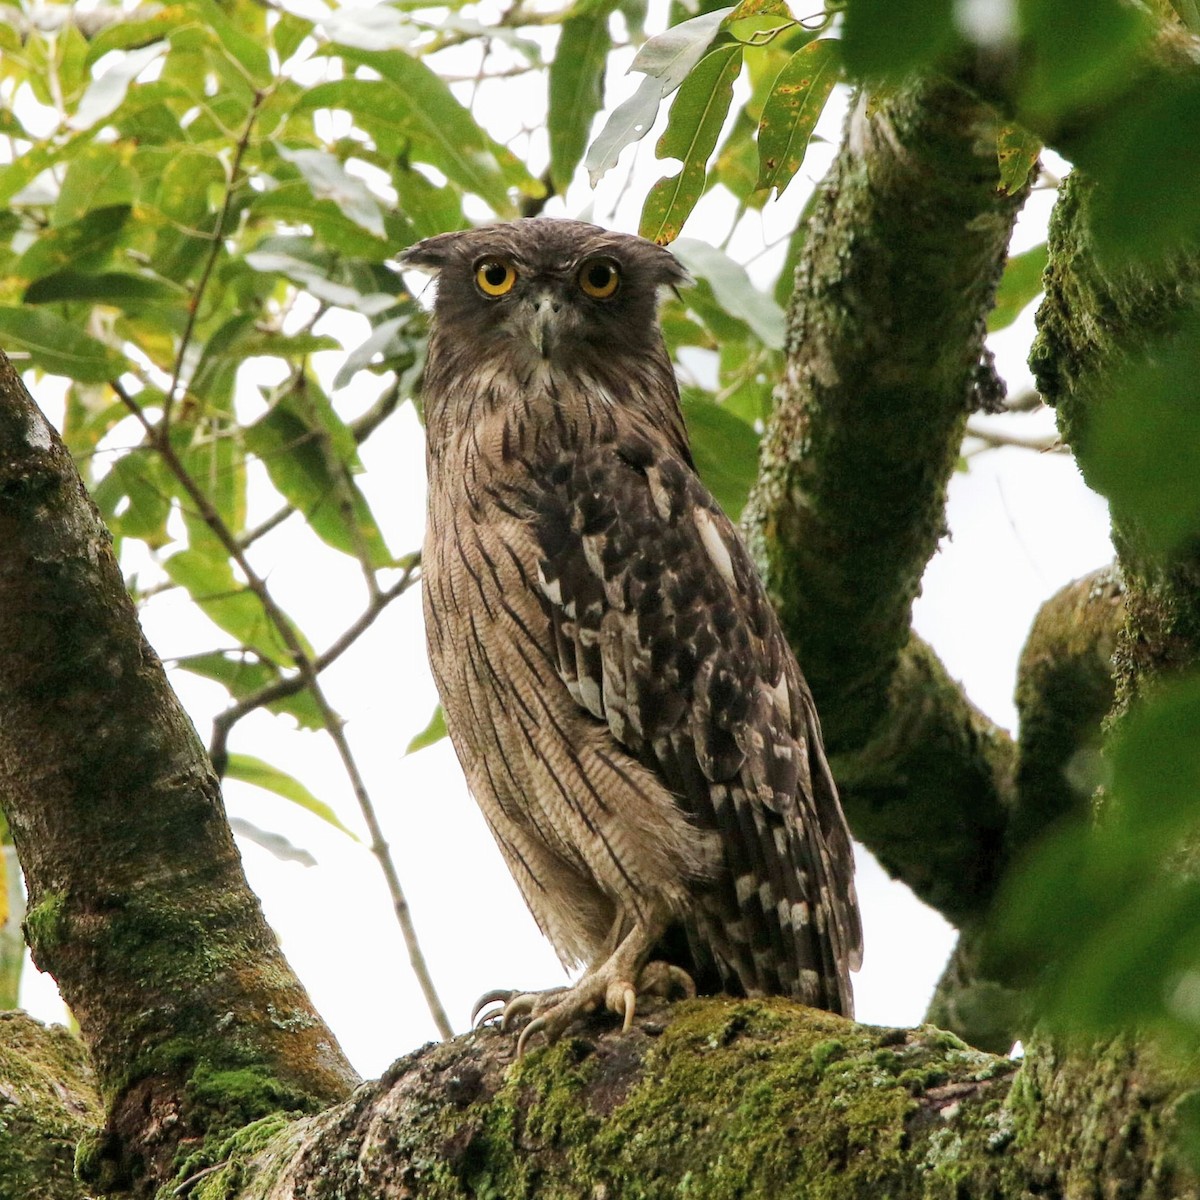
[527,292,563,359]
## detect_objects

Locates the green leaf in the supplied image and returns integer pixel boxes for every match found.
[987,243,1048,332]
[244,250,395,315]
[681,391,761,520]
[163,549,300,665]
[225,753,361,842]
[248,185,394,259]
[672,238,785,350]
[303,51,538,211]
[406,705,447,755]
[0,307,124,382]
[175,651,323,729]
[549,6,614,192]
[24,270,184,308]
[92,452,173,547]
[15,206,131,282]
[629,6,734,93]
[640,44,743,245]
[997,124,1041,197]
[69,42,167,131]
[1018,0,1152,122]
[841,0,956,80]
[53,143,137,224]
[86,7,190,62]
[189,0,273,87]
[1081,75,1200,266]
[996,674,1200,1036]
[275,145,386,239]
[586,74,664,186]
[755,39,839,196]
[1086,306,1200,554]
[245,383,394,568]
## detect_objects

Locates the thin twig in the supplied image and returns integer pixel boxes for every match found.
[112,380,453,1040]
[163,90,265,432]
[963,419,1063,455]
[208,561,419,768]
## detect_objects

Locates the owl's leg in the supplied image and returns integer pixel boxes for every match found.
[473,910,696,1055]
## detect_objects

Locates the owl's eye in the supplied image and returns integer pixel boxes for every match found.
[475,260,517,297]
[579,259,620,299]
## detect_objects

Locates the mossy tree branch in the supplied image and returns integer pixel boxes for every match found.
[154,1000,1194,1200]
[1031,172,1200,709]
[0,353,358,1195]
[743,77,1026,926]
[0,1013,100,1200]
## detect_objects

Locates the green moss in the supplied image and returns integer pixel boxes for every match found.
[0,1013,100,1200]
[24,890,68,956]
[426,1001,1019,1200]
[184,1113,294,1200]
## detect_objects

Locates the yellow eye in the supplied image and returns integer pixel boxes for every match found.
[475,260,516,297]
[579,259,620,299]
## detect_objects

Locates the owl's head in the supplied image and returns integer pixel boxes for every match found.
[399,219,690,372]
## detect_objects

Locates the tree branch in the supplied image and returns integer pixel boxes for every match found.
[0,352,358,1190]
[162,1000,1195,1199]
[743,77,1027,923]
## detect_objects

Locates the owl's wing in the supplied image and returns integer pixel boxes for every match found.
[530,422,863,1015]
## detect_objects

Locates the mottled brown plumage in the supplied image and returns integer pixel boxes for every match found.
[402,219,861,1048]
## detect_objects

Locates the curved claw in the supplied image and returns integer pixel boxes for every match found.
[620,986,637,1033]
[500,993,537,1032]
[516,1016,548,1059]
[471,988,517,1027]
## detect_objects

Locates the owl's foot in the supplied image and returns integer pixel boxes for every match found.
[471,960,695,1057]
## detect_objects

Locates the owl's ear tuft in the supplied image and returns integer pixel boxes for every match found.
[650,245,692,291]
[398,231,464,273]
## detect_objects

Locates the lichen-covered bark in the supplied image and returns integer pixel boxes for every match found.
[0,1012,100,1199]
[168,999,1195,1200]
[1010,566,1125,852]
[1031,173,1200,711]
[743,77,1026,926]
[0,352,358,1194]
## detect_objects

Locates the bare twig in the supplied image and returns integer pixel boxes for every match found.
[207,560,419,768]
[111,380,452,1040]
[163,91,264,432]
[963,419,1063,455]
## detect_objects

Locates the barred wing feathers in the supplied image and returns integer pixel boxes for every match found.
[531,422,862,1016]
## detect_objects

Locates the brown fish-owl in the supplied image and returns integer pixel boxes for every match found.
[402,219,861,1052]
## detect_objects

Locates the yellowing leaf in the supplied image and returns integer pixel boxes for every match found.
[640,44,743,245]
[756,39,840,195]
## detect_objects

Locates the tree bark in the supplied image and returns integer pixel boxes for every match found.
[114,1000,1197,1200]
[743,77,1026,931]
[0,352,358,1194]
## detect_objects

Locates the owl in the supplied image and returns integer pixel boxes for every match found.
[401,219,861,1053]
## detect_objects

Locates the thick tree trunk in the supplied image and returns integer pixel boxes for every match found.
[0,353,358,1194]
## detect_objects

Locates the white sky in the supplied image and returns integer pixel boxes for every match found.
[11,6,1115,1077]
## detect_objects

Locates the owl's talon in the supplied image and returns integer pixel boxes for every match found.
[471,988,517,1027]
[620,986,637,1032]
[516,1016,548,1059]
[500,993,538,1032]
